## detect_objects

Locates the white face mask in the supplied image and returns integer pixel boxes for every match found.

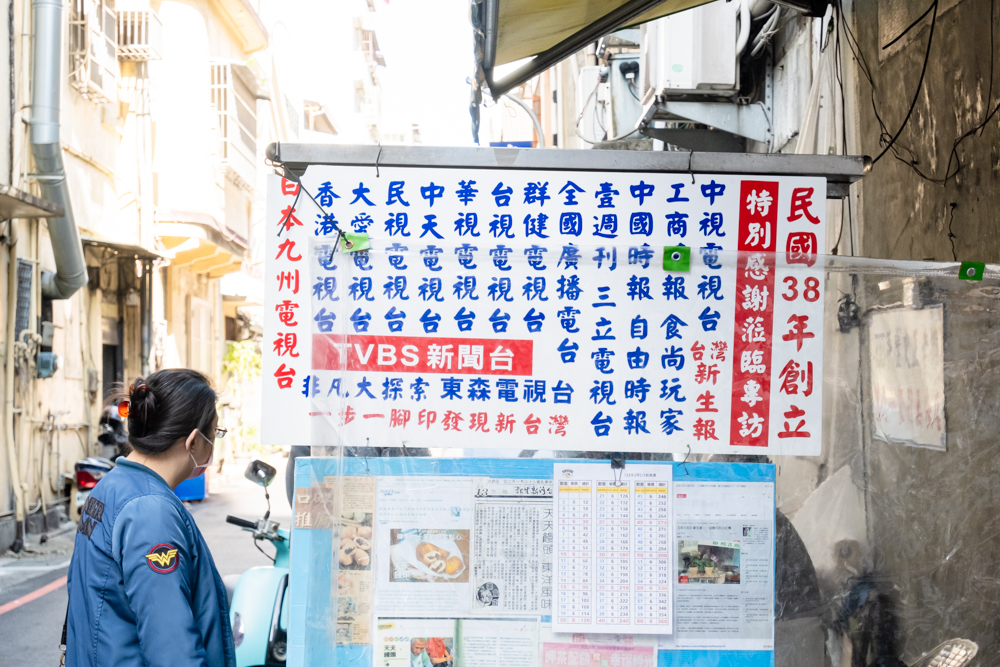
[187,431,215,480]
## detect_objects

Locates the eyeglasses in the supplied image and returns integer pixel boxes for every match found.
[200,427,228,442]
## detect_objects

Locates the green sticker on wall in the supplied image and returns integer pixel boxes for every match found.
[340,232,370,253]
[958,261,985,281]
[663,246,690,272]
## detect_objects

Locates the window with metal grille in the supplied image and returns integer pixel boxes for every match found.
[69,0,118,103]
[210,62,258,188]
[14,260,32,342]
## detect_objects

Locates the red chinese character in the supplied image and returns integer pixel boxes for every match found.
[495,413,516,434]
[786,232,818,267]
[442,411,463,431]
[281,178,300,196]
[692,418,718,441]
[710,341,728,361]
[418,409,437,430]
[275,238,302,262]
[787,187,820,224]
[777,405,810,438]
[778,360,813,396]
[525,414,541,435]
[694,363,719,385]
[341,406,356,425]
[690,341,705,361]
[273,363,295,389]
[279,206,303,231]
[548,415,568,437]
[782,315,815,352]
[277,270,300,294]
[469,412,491,432]
[275,300,299,326]
[695,391,718,413]
[389,409,411,428]
[272,333,299,358]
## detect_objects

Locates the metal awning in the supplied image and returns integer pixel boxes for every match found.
[0,184,63,218]
[266,143,869,199]
[81,236,164,261]
[477,0,714,99]
[155,209,248,279]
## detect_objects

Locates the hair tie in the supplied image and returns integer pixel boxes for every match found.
[118,400,130,418]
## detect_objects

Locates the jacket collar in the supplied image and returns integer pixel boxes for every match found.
[115,458,171,490]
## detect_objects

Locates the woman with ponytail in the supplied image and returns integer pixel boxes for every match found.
[64,369,235,667]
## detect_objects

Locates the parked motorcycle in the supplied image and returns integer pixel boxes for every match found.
[227,460,290,667]
[70,456,115,522]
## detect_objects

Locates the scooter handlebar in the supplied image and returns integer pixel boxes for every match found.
[226,515,257,529]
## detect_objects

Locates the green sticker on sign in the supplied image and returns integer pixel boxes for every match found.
[663,246,690,272]
[340,231,370,253]
[959,260,985,281]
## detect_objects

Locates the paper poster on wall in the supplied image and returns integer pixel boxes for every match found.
[376,617,539,667]
[868,306,946,450]
[264,166,826,454]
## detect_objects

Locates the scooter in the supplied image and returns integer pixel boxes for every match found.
[226,460,291,667]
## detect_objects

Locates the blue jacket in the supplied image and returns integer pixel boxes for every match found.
[66,459,236,667]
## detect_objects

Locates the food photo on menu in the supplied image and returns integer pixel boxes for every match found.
[388,529,470,583]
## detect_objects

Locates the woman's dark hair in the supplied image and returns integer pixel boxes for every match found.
[123,369,217,455]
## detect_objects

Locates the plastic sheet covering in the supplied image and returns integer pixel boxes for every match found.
[283,250,1000,667]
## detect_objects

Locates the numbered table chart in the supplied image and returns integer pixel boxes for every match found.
[634,481,673,628]
[555,480,592,625]
[596,480,631,625]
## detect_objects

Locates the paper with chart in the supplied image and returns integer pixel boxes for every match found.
[553,462,674,634]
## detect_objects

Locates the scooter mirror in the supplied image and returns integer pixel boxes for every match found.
[245,460,277,487]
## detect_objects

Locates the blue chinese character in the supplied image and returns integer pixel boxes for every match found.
[387,181,410,206]
[592,317,614,341]
[453,276,479,301]
[316,245,338,271]
[421,182,445,206]
[522,277,548,301]
[661,345,685,370]
[628,244,654,268]
[627,347,649,370]
[559,181,584,205]
[420,215,444,239]
[524,214,550,238]
[352,252,372,272]
[421,245,443,272]
[630,180,655,205]
[387,243,409,270]
[590,380,616,405]
[699,307,721,332]
[557,275,582,301]
[557,307,581,333]
[666,212,688,238]
[630,212,653,236]
[660,409,683,435]
[314,308,336,332]
[700,244,723,270]
[497,379,519,402]
[351,183,375,206]
[523,182,550,206]
[315,213,339,236]
[355,377,376,399]
[594,247,617,270]
[385,212,410,237]
[660,314,687,340]
[558,338,579,363]
[410,377,430,402]
[523,309,545,332]
[456,180,478,205]
[468,378,490,401]
[593,214,618,239]
[489,309,511,332]
[662,276,688,300]
[327,379,343,398]
[418,278,445,302]
[595,182,619,208]
[313,277,339,302]
[350,308,371,333]
[523,380,546,403]
[591,412,613,436]
[699,212,725,237]
[492,182,513,207]
[317,181,340,207]
[524,245,548,270]
[698,275,724,300]
[441,377,463,400]
[384,307,406,332]
[560,212,582,236]
[348,277,375,301]
[553,381,574,403]
[419,309,441,333]
[490,245,512,272]
[558,244,580,269]
[631,315,647,340]
[666,182,689,203]
[624,409,649,435]
[301,375,319,398]
[701,179,725,205]
[351,213,374,233]
[490,214,515,239]
[624,378,651,403]
[382,378,404,401]
[488,277,513,302]
[592,348,615,374]
[455,243,478,269]
[455,213,480,237]
[593,285,615,308]
[661,378,686,402]
[627,275,652,301]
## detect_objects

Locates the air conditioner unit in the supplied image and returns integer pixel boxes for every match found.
[69,0,119,103]
[116,9,162,61]
[640,1,738,99]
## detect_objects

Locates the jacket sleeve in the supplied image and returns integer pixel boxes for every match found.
[114,494,208,667]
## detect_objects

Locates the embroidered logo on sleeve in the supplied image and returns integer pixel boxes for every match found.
[145,544,179,573]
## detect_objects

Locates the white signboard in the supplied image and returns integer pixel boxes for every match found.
[869,306,946,450]
[264,164,826,454]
